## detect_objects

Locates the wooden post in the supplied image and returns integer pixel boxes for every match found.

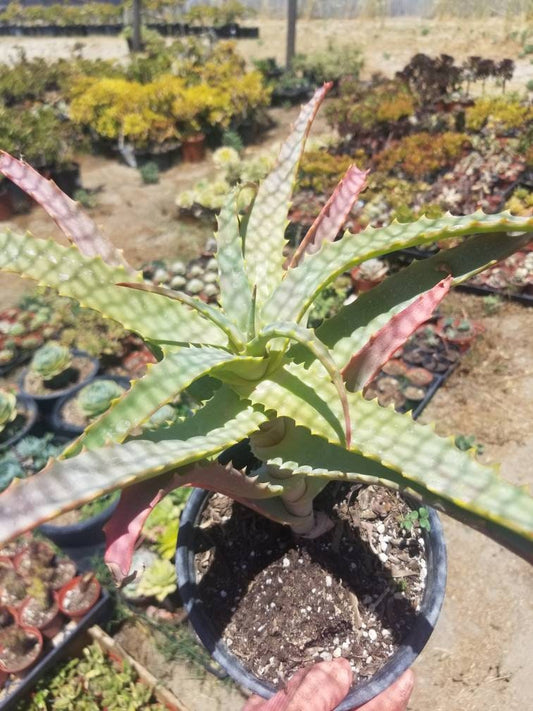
[286,0,297,69]
[132,0,142,52]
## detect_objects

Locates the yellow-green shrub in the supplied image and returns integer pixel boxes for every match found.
[466,97,533,134]
[375,132,470,180]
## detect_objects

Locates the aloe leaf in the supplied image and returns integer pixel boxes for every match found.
[215,190,254,335]
[313,231,533,370]
[235,362,345,444]
[63,347,264,453]
[262,211,533,325]
[0,152,133,272]
[251,418,533,564]
[104,462,282,581]
[289,165,368,267]
[249,322,351,446]
[342,276,452,391]
[118,281,245,351]
[0,230,227,347]
[244,84,330,311]
[0,400,268,545]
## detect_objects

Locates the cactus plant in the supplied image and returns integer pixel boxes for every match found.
[0,389,17,434]
[30,343,72,381]
[76,379,126,419]
[0,84,531,590]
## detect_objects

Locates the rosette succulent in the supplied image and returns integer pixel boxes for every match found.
[77,379,126,419]
[0,389,17,434]
[30,343,72,380]
[0,85,532,586]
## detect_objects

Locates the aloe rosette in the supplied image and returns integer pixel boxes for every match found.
[0,84,532,582]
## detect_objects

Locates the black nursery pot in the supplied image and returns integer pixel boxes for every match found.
[38,494,119,550]
[50,375,131,438]
[177,488,447,710]
[18,349,99,419]
[0,393,38,450]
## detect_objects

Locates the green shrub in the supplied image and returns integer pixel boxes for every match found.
[139,161,160,185]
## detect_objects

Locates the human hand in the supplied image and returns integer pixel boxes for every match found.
[243,659,414,711]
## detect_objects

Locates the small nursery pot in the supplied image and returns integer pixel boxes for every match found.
[181,133,206,163]
[57,574,101,620]
[50,375,131,437]
[38,495,119,549]
[0,393,38,450]
[177,488,447,710]
[18,592,63,639]
[19,348,99,417]
[0,624,43,676]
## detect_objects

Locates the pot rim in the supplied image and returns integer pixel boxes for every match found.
[176,486,447,710]
[18,348,99,403]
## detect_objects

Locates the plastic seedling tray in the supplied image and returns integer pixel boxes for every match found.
[0,589,112,711]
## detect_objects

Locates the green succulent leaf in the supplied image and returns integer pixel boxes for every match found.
[63,348,264,454]
[263,211,533,325]
[118,280,245,351]
[0,230,227,347]
[0,151,134,272]
[317,231,533,370]
[215,190,254,336]
[251,418,533,563]
[0,392,268,540]
[244,84,330,313]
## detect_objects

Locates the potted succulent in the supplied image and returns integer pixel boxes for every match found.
[18,578,63,639]
[51,376,130,437]
[0,388,38,451]
[14,539,76,592]
[0,616,42,677]
[435,316,482,351]
[19,342,99,412]
[0,86,532,708]
[57,572,101,620]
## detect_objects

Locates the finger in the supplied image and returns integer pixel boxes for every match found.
[244,658,353,711]
[243,695,268,710]
[354,670,415,711]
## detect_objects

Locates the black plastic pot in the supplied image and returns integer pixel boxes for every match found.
[18,349,99,420]
[177,488,447,709]
[50,375,131,438]
[0,394,38,451]
[38,494,119,550]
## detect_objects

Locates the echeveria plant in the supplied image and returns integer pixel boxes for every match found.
[0,85,532,584]
[76,379,125,419]
[30,343,72,380]
[0,389,17,434]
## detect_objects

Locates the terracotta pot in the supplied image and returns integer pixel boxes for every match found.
[181,133,206,163]
[0,624,43,675]
[0,184,13,221]
[57,574,101,620]
[435,317,482,352]
[18,592,64,639]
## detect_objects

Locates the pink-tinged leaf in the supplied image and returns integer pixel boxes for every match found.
[342,276,453,392]
[289,165,369,268]
[104,464,282,582]
[0,152,134,273]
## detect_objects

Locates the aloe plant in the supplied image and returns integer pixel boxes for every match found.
[0,388,17,434]
[30,343,72,380]
[76,379,126,419]
[0,84,532,585]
